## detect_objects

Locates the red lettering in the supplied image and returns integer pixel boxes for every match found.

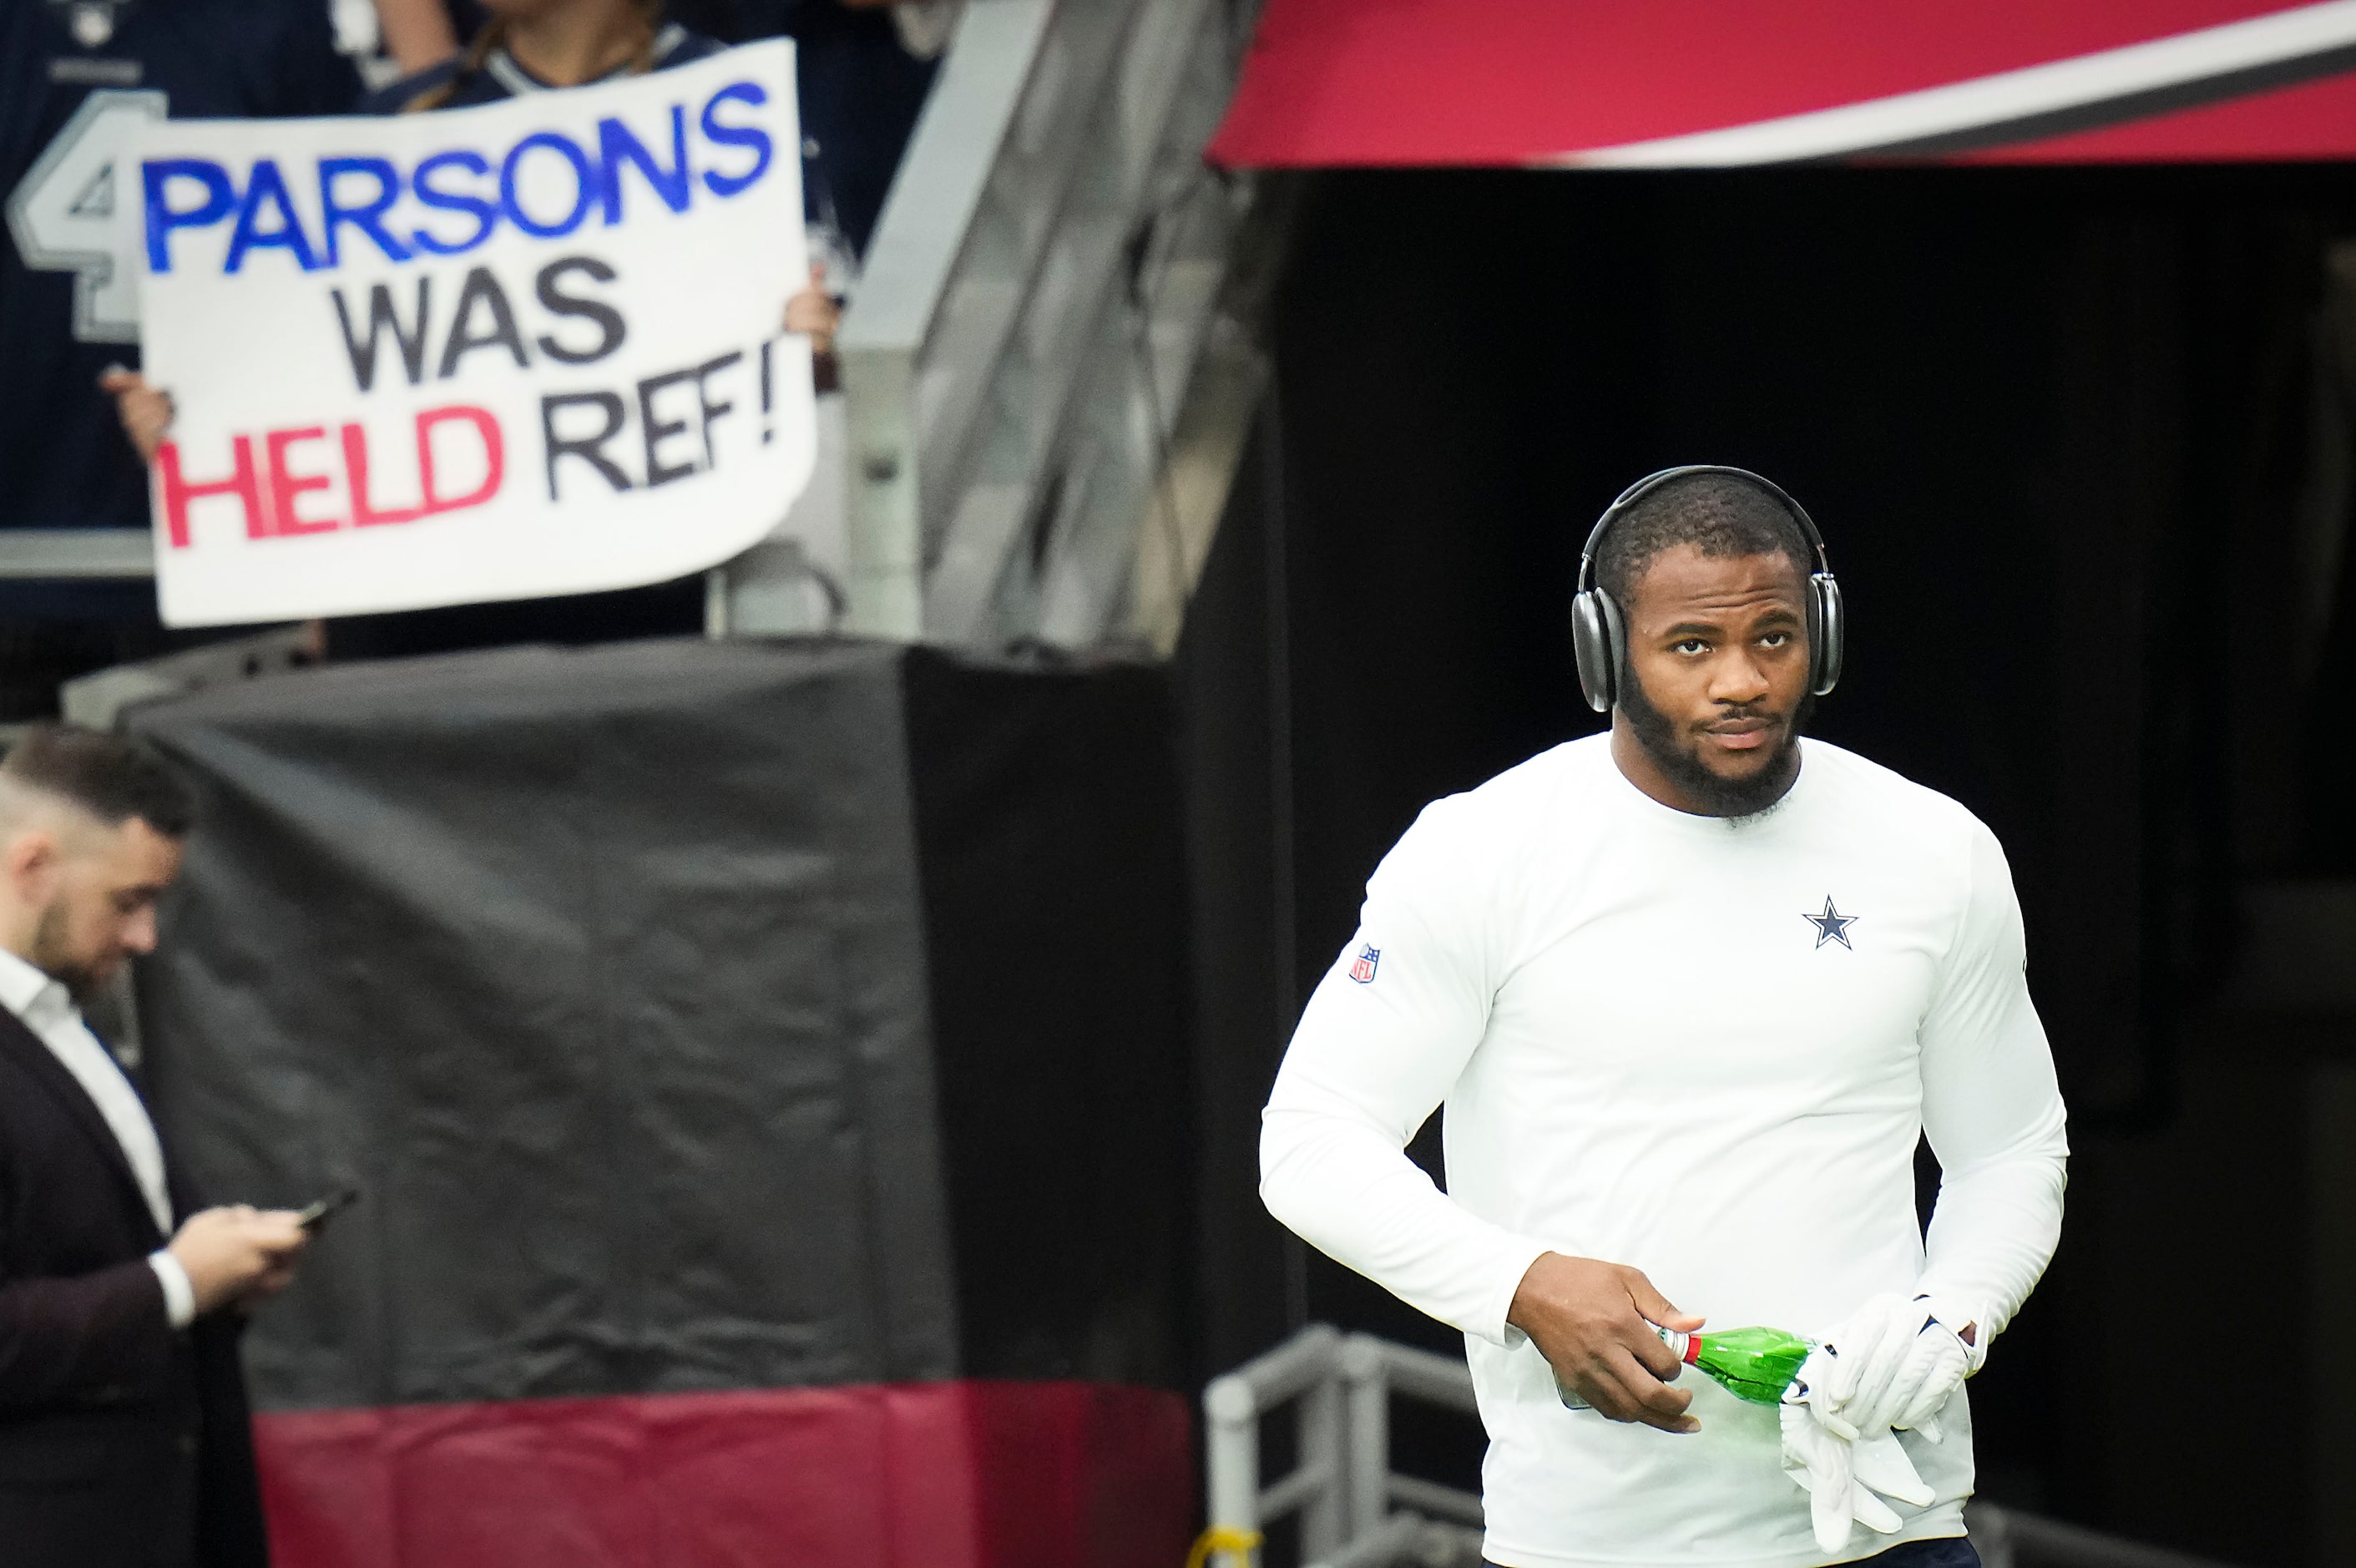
[341,422,424,527]
[164,411,504,549]
[264,427,340,536]
[156,436,267,548]
[417,406,503,515]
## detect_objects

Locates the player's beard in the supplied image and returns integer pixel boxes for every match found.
[28,901,109,1004]
[1619,670,1811,819]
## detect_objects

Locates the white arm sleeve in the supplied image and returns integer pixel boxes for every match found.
[1260,804,1555,1347]
[1915,822,2070,1355]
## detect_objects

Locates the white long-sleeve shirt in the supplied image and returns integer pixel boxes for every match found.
[1261,736,2067,1568]
[0,948,195,1328]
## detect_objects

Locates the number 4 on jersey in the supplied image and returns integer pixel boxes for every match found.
[7,89,167,345]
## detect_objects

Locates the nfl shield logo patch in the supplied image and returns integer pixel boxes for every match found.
[1348,944,1380,984]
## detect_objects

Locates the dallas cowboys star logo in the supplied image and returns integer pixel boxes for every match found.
[1802,897,1858,949]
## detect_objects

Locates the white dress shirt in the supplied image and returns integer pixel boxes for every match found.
[0,947,195,1328]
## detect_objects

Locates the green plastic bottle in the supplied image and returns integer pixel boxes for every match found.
[1554,1324,1813,1409]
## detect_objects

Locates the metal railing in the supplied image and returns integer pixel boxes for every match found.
[0,529,154,579]
[1202,1325,2242,1568]
[834,0,1274,650]
[1202,1324,1484,1568]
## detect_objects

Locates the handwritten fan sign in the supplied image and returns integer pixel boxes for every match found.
[129,40,812,626]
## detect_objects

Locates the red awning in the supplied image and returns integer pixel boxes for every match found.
[1208,0,2356,167]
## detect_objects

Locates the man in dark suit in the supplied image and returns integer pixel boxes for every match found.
[0,723,309,1567]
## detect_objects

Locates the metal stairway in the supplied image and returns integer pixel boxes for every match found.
[819,0,1280,654]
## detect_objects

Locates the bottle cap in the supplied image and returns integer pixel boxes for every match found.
[1651,1324,1694,1363]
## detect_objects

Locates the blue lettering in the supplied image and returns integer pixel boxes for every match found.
[193,107,743,275]
[225,159,322,274]
[501,132,596,240]
[599,108,690,223]
[142,159,236,274]
[411,150,498,256]
[699,83,772,199]
[320,157,412,265]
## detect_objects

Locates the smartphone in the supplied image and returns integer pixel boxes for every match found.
[295,1188,361,1233]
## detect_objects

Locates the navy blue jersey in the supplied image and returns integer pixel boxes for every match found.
[1,0,358,533]
[356,23,726,114]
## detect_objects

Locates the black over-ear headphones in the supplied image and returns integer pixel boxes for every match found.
[1571,465,1845,715]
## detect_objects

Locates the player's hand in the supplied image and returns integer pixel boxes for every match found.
[1820,1292,1973,1441]
[1508,1251,1706,1433]
[168,1205,309,1315]
[99,368,173,465]
[783,263,841,356]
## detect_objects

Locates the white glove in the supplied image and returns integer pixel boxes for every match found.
[1819,1292,1974,1442]
[1779,1396,1867,1555]
[1780,1393,1907,1551]
[1780,1348,1934,1555]
[1852,1428,1934,1511]
[1920,1292,1989,1375]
